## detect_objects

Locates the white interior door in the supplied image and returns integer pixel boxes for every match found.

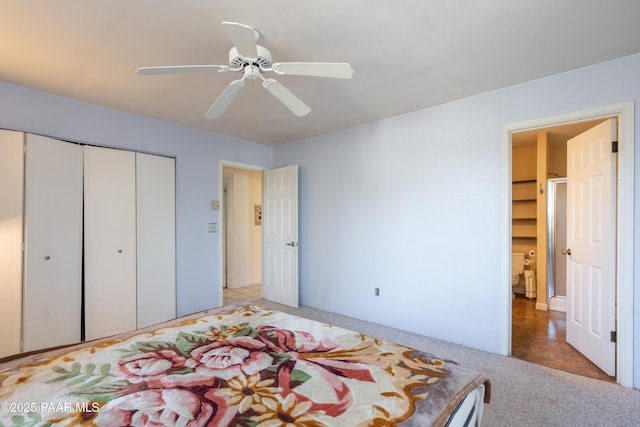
[0,130,24,357]
[566,118,616,376]
[136,153,176,328]
[84,146,137,340]
[262,165,299,307]
[23,135,83,351]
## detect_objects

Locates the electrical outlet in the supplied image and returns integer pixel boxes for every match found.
[374,288,380,297]
[208,223,218,233]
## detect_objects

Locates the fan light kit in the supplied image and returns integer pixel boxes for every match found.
[137,21,354,118]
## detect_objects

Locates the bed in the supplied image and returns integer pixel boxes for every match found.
[0,304,490,426]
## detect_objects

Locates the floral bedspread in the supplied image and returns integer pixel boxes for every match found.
[0,304,489,426]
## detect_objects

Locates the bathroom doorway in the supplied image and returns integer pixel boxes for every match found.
[510,106,633,385]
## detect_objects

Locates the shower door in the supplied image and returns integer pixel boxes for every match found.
[547,178,567,311]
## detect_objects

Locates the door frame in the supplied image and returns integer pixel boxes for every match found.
[222,169,233,289]
[499,102,634,387]
[218,160,267,305]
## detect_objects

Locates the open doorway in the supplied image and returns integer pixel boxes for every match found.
[222,165,263,305]
[218,161,300,308]
[511,119,613,382]
[501,102,635,388]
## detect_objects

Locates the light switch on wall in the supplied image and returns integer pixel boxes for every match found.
[211,200,220,210]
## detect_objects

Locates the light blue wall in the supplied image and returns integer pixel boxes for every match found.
[0,81,272,317]
[273,53,640,388]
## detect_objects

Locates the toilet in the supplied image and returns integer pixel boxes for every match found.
[511,252,525,298]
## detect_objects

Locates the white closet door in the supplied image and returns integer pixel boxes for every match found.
[0,131,24,357]
[84,146,137,340]
[23,135,83,351]
[136,153,176,328]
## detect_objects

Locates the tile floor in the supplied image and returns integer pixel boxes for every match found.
[223,283,262,305]
[511,295,614,382]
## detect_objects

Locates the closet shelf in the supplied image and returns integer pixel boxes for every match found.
[512,166,537,242]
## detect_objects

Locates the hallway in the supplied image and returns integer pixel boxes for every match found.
[511,295,614,382]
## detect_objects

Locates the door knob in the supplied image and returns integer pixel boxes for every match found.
[44,255,50,260]
[285,242,298,247]
[561,248,572,255]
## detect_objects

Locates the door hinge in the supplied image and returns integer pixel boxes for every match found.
[612,141,618,153]
[610,331,617,343]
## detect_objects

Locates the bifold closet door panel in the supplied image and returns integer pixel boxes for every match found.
[23,135,83,352]
[84,146,137,341]
[136,153,176,328]
[0,130,24,358]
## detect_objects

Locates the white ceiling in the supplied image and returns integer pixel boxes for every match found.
[2,1,640,146]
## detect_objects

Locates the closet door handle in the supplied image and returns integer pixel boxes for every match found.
[44,255,51,260]
[117,249,123,253]
[561,248,571,256]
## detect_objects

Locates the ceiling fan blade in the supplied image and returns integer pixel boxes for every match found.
[222,21,259,58]
[137,65,228,75]
[205,79,245,119]
[271,62,354,79]
[262,78,311,117]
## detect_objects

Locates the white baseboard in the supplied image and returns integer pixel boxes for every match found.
[535,302,548,311]
[548,297,567,312]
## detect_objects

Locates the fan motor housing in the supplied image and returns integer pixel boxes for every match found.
[229,45,272,69]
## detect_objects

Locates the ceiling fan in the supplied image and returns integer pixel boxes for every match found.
[137,21,354,119]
